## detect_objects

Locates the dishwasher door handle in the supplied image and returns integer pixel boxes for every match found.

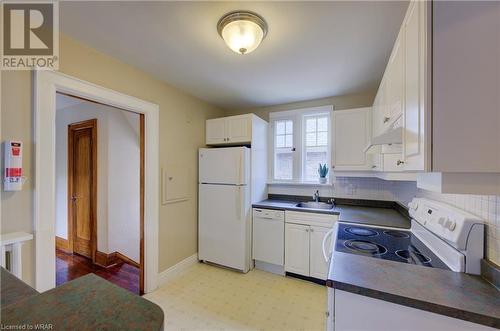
[322,228,335,262]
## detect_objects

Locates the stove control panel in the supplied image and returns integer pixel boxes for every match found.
[408,198,482,250]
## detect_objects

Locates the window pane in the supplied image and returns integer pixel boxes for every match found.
[285,121,293,134]
[306,118,316,132]
[317,132,328,146]
[275,151,293,180]
[276,135,285,148]
[306,132,316,147]
[276,121,285,135]
[304,147,328,182]
[317,117,328,131]
[285,134,293,148]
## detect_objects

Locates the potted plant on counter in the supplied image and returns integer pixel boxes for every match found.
[318,163,329,184]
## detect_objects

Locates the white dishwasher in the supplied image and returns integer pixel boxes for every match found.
[252,208,285,275]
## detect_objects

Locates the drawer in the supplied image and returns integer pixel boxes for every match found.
[285,211,338,228]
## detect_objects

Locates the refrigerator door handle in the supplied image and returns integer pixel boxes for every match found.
[236,187,241,220]
[238,153,242,184]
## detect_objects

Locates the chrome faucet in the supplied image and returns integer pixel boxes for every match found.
[313,190,320,202]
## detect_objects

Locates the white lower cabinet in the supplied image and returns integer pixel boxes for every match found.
[284,223,310,276]
[309,226,332,279]
[284,211,337,280]
[329,289,496,331]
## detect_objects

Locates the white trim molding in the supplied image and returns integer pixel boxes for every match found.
[157,254,199,287]
[33,71,160,293]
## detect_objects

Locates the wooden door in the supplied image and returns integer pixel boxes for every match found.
[68,119,97,260]
[284,223,310,276]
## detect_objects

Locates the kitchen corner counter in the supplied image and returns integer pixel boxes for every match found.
[327,251,500,329]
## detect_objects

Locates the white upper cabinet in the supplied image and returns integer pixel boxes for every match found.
[227,116,252,143]
[206,118,227,145]
[333,108,372,171]
[206,114,261,145]
[402,1,427,171]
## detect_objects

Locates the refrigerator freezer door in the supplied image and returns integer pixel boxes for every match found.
[198,184,251,272]
[199,147,250,185]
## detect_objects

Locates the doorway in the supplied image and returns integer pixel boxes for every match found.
[54,93,145,295]
[34,70,159,294]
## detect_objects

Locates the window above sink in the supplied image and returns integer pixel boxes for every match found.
[269,105,333,185]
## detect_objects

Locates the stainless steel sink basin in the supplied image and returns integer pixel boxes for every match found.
[295,201,334,210]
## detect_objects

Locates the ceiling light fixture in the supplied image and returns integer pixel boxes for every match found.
[217,11,268,55]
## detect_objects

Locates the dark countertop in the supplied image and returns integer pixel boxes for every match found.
[253,199,410,228]
[1,273,164,330]
[336,205,410,229]
[327,251,500,328]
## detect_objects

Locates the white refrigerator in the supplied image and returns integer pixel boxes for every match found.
[198,147,252,272]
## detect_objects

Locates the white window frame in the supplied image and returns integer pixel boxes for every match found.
[269,106,333,184]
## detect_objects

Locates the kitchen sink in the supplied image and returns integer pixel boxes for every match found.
[295,201,335,210]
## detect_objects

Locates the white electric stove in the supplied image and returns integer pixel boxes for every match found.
[324,198,489,331]
[324,197,485,275]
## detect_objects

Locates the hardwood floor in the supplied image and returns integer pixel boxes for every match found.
[56,249,140,294]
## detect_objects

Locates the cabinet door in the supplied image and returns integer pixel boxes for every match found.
[206,118,227,145]
[309,226,331,280]
[333,108,372,171]
[227,115,252,144]
[403,1,425,170]
[285,223,310,276]
[388,35,404,121]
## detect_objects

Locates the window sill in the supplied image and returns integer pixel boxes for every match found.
[267,181,333,187]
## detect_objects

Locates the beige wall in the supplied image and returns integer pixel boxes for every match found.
[0,34,224,286]
[225,90,376,120]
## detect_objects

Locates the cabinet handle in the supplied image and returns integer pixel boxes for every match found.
[325,311,330,317]
[310,228,314,232]
[397,160,405,166]
[371,165,377,169]
[383,116,391,123]
[306,228,309,232]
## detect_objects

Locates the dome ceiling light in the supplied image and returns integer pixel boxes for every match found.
[217,11,268,55]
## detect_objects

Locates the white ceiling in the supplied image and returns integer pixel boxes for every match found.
[60,1,408,110]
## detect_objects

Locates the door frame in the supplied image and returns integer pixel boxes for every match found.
[34,71,159,293]
[67,119,98,262]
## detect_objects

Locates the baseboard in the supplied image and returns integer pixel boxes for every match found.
[157,253,198,287]
[95,250,113,267]
[115,252,140,268]
[55,236,72,253]
[95,250,140,268]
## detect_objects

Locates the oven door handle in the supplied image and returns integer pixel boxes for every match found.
[322,228,335,262]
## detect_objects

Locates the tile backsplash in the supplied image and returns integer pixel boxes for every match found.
[268,177,500,266]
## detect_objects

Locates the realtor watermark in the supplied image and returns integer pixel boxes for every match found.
[1,1,59,70]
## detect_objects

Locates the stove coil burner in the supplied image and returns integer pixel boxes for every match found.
[395,249,431,264]
[383,230,410,239]
[344,240,387,256]
[344,227,379,237]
